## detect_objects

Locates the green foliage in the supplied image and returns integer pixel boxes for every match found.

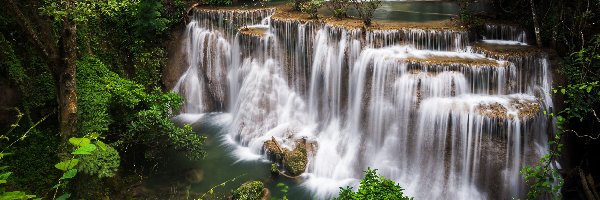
[325,0,350,19]
[334,168,412,200]
[456,0,482,28]
[77,144,120,178]
[132,47,166,88]
[276,183,289,200]
[0,109,50,200]
[0,34,25,85]
[134,0,171,39]
[77,56,205,160]
[300,0,324,19]
[40,0,139,23]
[231,181,264,200]
[520,121,564,200]
[198,174,245,200]
[520,34,600,200]
[351,0,381,27]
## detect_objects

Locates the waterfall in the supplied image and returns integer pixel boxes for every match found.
[172,7,553,199]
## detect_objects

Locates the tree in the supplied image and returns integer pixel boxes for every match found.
[326,0,350,19]
[5,0,136,139]
[351,0,381,27]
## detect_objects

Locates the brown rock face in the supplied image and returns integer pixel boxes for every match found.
[163,24,188,90]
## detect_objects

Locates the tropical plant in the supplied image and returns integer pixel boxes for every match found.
[334,168,412,200]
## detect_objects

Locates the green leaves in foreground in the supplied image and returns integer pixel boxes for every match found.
[55,159,79,171]
[334,168,413,200]
[72,144,97,155]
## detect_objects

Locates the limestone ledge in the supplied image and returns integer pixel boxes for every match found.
[472,42,544,58]
[193,3,466,32]
[476,100,540,120]
[405,57,502,68]
[239,27,269,37]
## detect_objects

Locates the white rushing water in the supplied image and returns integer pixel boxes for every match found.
[172,8,553,199]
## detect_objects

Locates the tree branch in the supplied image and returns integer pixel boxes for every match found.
[6,0,59,72]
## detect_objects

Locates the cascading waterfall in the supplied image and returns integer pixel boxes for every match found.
[172,7,553,199]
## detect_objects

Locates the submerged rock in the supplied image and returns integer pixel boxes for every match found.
[184,168,204,184]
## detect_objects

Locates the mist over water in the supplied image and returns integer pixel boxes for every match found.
[172,6,553,199]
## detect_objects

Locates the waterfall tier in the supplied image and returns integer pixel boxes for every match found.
[172,5,553,200]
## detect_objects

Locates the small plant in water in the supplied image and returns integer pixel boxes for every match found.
[277,183,289,200]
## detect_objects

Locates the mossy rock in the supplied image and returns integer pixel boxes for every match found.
[232,181,265,200]
[263,137,311,177]
[283,142,308,177]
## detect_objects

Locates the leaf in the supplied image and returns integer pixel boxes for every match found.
[60,169,78,180]
[68,137,91,147]
[55,159,79,171]
[0,171,12,180]
[56,193,71,200]
[96,141,107,151]
[72,144,97,155]
[90,132,100,139]
[560,88,566,94]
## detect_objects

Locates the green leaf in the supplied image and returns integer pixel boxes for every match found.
[60,169,78,180]
[0,171,12,181]
[96,141,107,151]
[69,137,91,147]
[72,144,97,155]
[55,159,79,171]
[90,132,100,139]
[56,193,71,200]
[560,88,566,94]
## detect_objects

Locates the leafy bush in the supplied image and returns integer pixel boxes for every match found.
[326,0,350,19]
[133,47,166,89]
[78,143,120,178]
[351,0,381,27]
[300,0,324,19]
[231,181,264,200]
[334,168,412,200]
[134,0,171,39]
[77,56,205,161]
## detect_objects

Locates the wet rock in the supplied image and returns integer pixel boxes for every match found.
[263,137,316,177]
[476,100,540,120]
[261,188,271,200]
[477,102,508,119]
[282,141,308,177]
[239,27,268,37]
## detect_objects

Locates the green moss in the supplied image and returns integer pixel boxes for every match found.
[283,143,307,177]
[231,181,265,200]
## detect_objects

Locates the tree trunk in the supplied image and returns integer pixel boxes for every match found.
[529,0,543,47]
[58,2,78,139]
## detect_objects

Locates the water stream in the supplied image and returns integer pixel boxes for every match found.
[167,2,553,199]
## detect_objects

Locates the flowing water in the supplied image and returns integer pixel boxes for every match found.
[169,3,554,199]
